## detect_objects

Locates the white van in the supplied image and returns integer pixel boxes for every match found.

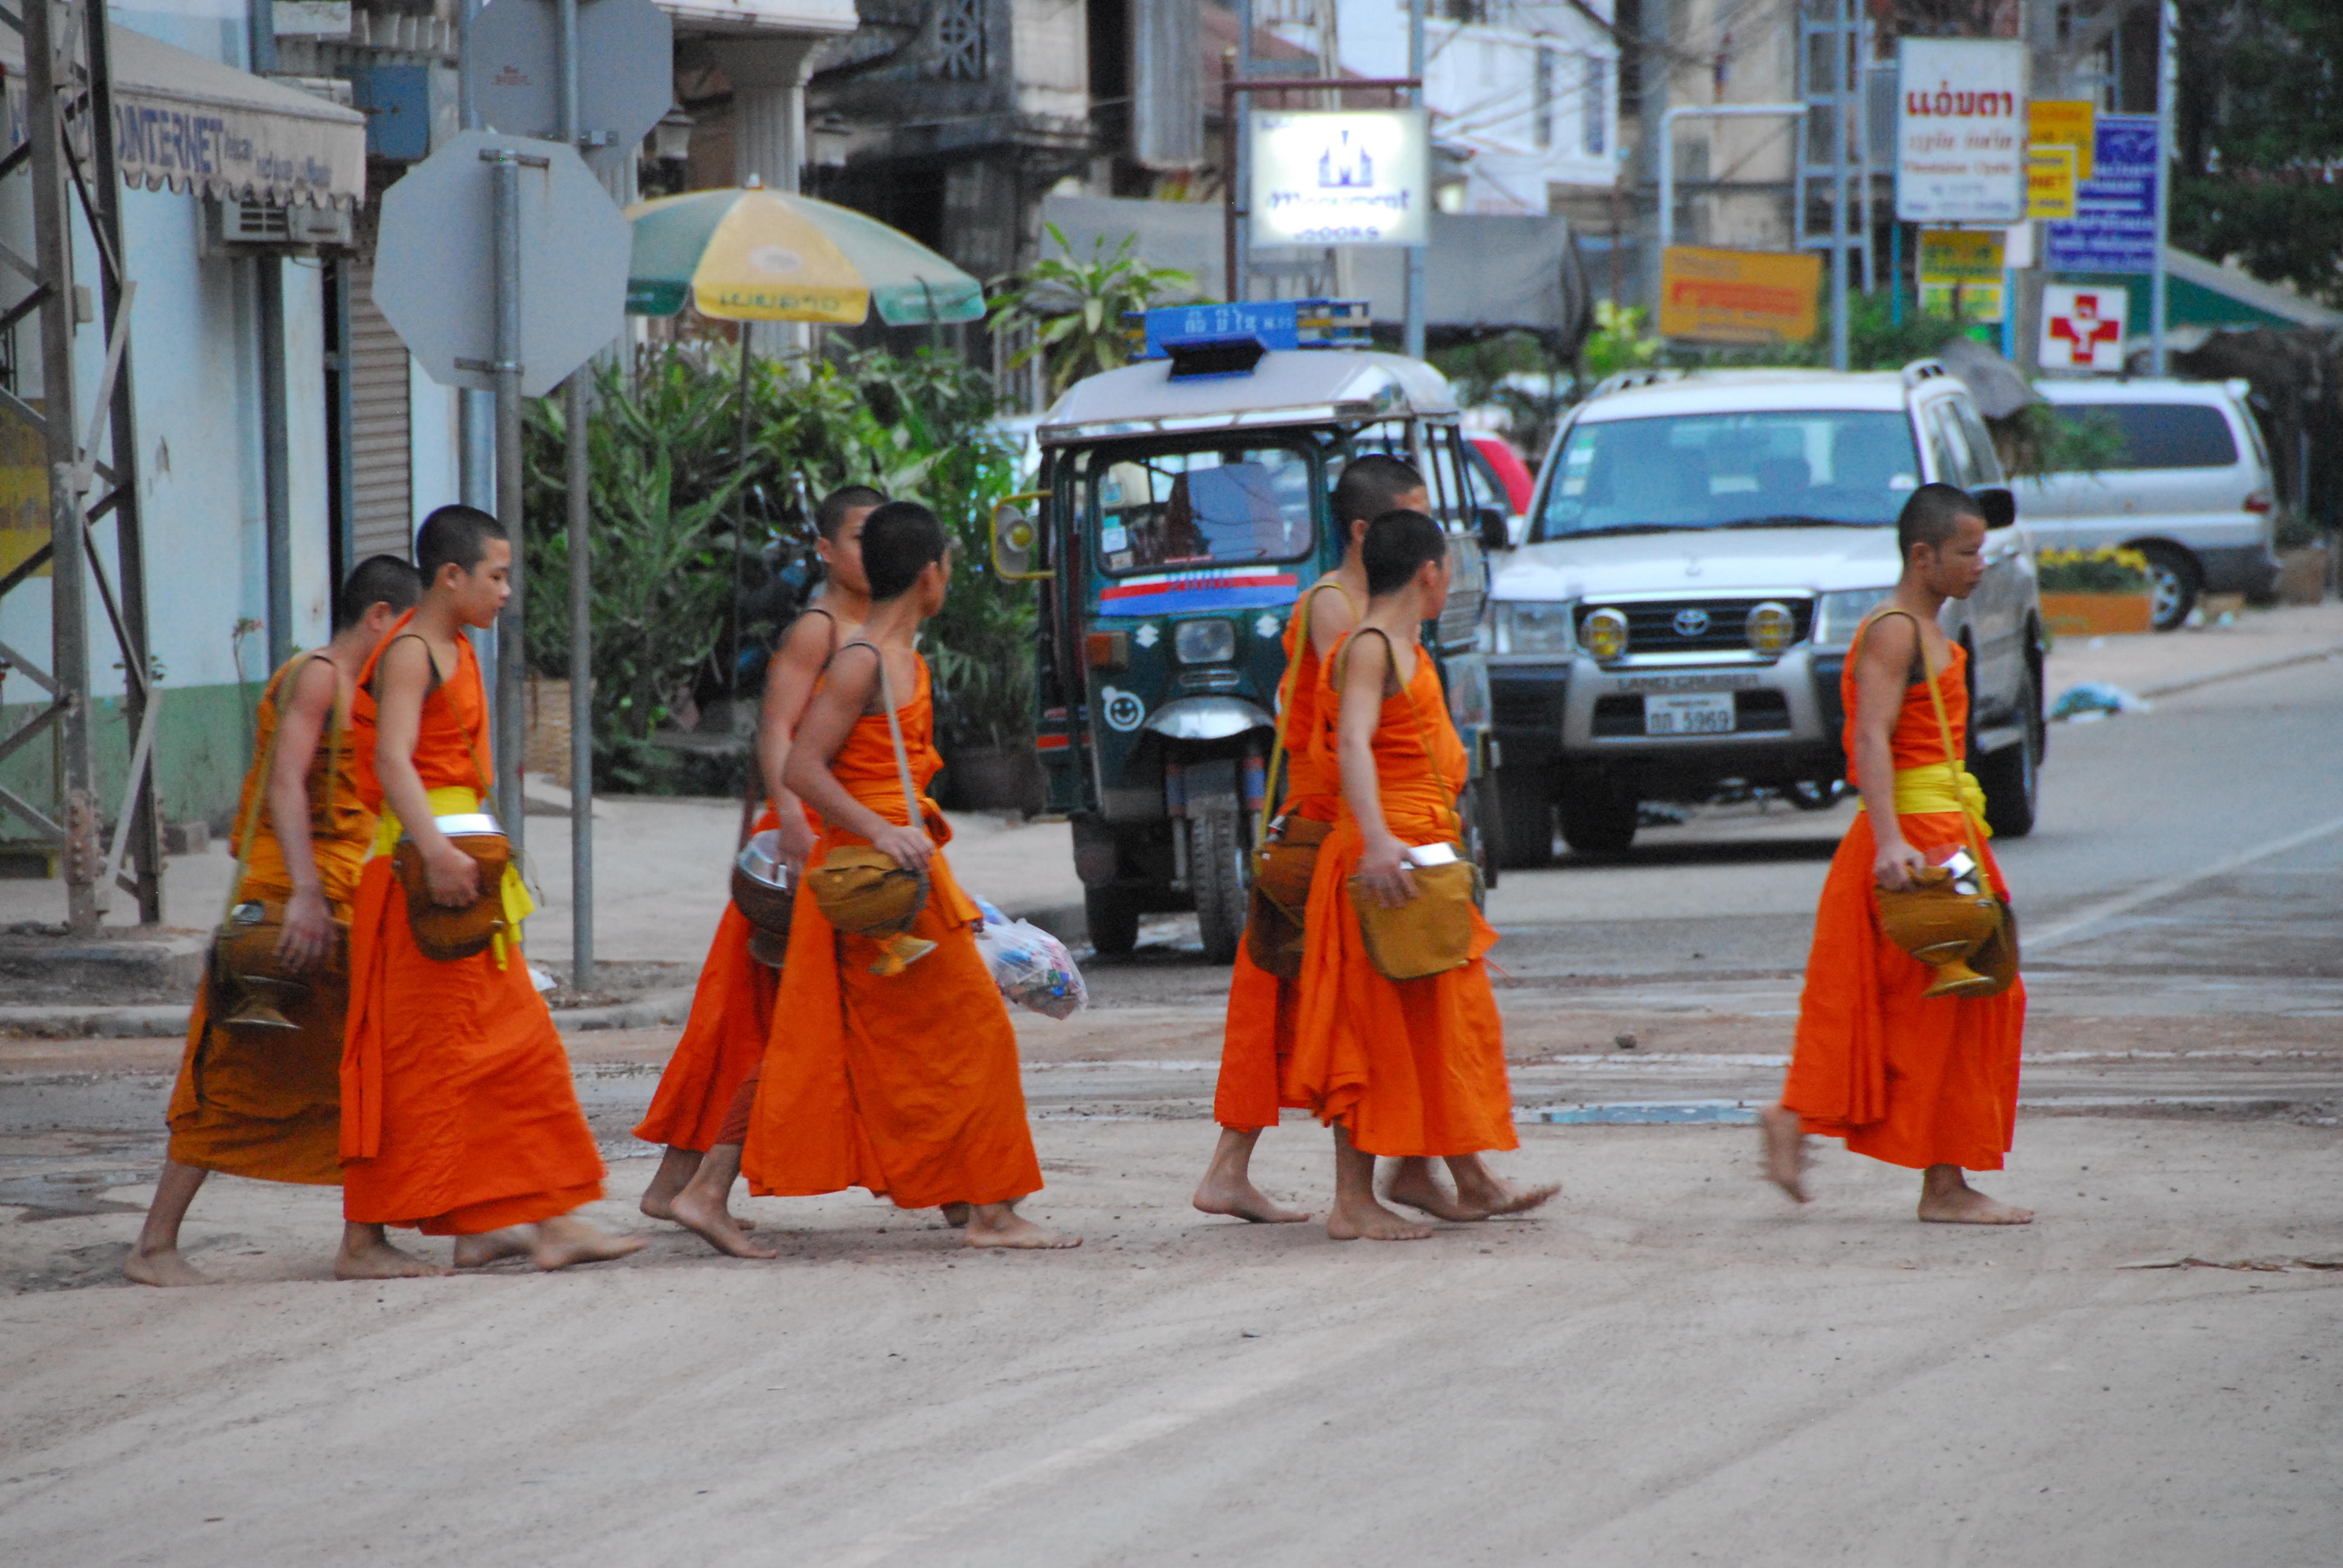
[2022,379,2281,629]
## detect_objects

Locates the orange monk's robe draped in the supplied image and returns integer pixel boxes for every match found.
[1213,584,1350,1131]
[633,805,784,1152]
[1283,634,1516,1158]
[741,657,1044,1209]
[1780,636,2027,1171]
[165,654,372,1184]
[338,615,607,1233]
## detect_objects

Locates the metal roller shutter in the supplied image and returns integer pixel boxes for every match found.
[349,260,412,563]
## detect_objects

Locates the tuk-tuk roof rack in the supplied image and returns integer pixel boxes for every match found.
[1036,344,1459,446]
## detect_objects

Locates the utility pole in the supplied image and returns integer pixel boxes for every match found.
[1404,0,1426,358]
[2151,0,2174,373]
[1829,0,1852,371]
[558,0,597,989]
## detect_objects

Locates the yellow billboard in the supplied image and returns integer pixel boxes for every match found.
[1657,246,1821,345]
[2027,100,2096,179]
[2027,145,2078,219]
[0,403,47,581]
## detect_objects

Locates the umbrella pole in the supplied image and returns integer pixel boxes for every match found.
[734,328,758,846]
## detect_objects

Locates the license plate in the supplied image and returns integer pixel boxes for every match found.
[1643,693,1736,735]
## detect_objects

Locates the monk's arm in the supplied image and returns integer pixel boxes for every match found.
[756,612,834,869]
[1853,616,1926,892]
[782,648,933,872]
[267,657,339,968]
[374,638,479,907]
[1338,631,1413,908]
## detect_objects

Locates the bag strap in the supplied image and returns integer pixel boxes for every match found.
[1337,627,1461,844]
[1256,580,1354,844]
[1858,607,1994,893]
[223,650,344,922]
[841,639,923,834]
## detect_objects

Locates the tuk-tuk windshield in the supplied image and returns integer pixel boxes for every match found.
[1092,445,1317,574]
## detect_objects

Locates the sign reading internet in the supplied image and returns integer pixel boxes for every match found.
[1249,108,1429,249]
[1658,246,1822,345]
[1895,39,2027,224]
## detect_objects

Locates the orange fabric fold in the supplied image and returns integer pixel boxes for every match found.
[741,658,1043,1209]
[338,615,607,1233]
[1283,635,1515,1158]
[1780,636,2026,1170]
[634,806,785,1152]
[166,653,372,1185]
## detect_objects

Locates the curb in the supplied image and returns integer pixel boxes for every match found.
[552,985,697,1032]
[0,1003,191,1040]
[2137,640,2343,701]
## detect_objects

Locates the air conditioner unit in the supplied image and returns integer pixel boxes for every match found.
[212,199,353,251]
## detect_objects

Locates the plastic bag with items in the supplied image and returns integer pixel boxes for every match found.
[969,895,1087,1020]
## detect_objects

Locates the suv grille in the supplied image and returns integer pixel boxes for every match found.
[1576,597,1813,655]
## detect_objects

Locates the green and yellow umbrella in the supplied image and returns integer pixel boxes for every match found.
[623,183,986,325]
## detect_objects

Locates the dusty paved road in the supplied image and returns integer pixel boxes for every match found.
[1,654,2338,1566]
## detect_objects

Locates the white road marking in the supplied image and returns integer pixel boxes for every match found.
[807,1321,1407,1568]
[2027,812,2343,953]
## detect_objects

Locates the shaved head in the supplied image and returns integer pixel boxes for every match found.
[1896,483,1985,560]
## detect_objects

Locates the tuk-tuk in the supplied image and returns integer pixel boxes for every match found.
[991,301,1512,961]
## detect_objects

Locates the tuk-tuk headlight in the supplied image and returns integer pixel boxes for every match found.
[1745,601,1798,655]
[1582,606,1630,661]
[1174,618,1237,665]
[1494,600,1577,656]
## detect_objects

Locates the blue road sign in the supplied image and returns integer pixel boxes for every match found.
[2046,114,2158,273]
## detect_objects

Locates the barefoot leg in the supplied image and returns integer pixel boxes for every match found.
[1759,1104,1812,1204]
[1917,1165,2034,1225]
[963,1201,1080,1250]
[939,1202,971,1227]
[1191,1126,1309,1223]
[1444,1155,1559,1218]
[334,1223,450,1279]
[122,1160,215,1287]
[638,1146,703,1223]
[1325,1128,1432,1242]
[532,1213,649,1270]
[1382,1156,1479,1221]
[668,1145,778,1259]
[453,1227,537,1268]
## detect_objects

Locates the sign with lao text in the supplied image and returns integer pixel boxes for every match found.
[1895,39,2027,224]
[1250,109,1429,249]
[2027,99,2095,179]
[2040,284,2129,372]
[2045,115,2158,274]
[1918,229,2005,322]
[2027,145,2077,219]
[1658,247,1822,345]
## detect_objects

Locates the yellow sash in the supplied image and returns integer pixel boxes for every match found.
[1856,761,1992,836]
[372,784,535,966]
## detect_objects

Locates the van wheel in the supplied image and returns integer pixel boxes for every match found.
[1084,886,1139,956]
[1491,764,1554,869]
[1975,671,2041,838]
[1188,808,1249,965]
[2138,543,2200,632]
[1558,776,1639,854]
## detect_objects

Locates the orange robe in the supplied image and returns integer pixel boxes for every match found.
[741,656,1044,1209]
[339,615,607,1233]
[1284,633,1516,1158]
[165,653,372,1184]
[1213,583,1351,1130]
[1781,636,2026,1170]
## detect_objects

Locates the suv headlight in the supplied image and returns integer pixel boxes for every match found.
[1582,606,1630,661]
[1745,601,1798,655]
[1814,588,1893,648]
[1493,599,1578,656]
[1174,617,1237,665]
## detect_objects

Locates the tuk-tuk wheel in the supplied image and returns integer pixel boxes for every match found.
[1190,809,1249,966]
[1084,886,1139,956]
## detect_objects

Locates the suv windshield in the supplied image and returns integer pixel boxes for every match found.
[1536,410,1921,540]
[1092,444,1317,573]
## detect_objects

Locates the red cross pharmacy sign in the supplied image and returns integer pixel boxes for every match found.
[2040,283,2129,373]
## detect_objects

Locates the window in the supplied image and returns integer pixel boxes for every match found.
[1948,397,2005,485]
[1536,410,1921,538]
[1534,48,1555,150]
[1092,445,1317,573]
[2051,402,2240,471]
[1582,54,1607,155]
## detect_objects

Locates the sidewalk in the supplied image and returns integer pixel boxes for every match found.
[2043,599,2343,701]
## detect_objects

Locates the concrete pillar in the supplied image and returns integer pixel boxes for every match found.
[711,36,823,358]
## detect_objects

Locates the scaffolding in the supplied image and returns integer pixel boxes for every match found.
[0,0,160,933]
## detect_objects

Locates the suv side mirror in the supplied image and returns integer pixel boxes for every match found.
[1974,487,2017,531]
[1472,503,1511,553]
[989,494,1053,580]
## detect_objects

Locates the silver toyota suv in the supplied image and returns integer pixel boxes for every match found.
[1486,362,2045,860]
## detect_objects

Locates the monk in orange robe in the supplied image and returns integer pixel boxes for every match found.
[637,486,880,1243]
[1286,509,1543,1241]
[341,505,641,1270]
[736,501,1076,1252]
[1763,483,2031,1223]
[123,558,427,1286]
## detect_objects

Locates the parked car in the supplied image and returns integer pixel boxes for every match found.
[1465,432,1536,517]
[1486,362,2045,860]
[2022,377,2282,629]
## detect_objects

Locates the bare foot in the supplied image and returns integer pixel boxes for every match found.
[939,1201,971,1228]
[1381,1158,1479,1222]
[1192,1173,1309,1224]
[532,1214,649,1270]
[122,1244,212,1288]
[453,1227,536,1268]
[669,1181,779,1259]
[637,1146,701,1223]
[334,1224,449,1281]
[1760,1105,1811,1204]
[1918,1167,2034,1225]
[963,1203,1081,1249]
[1447,1157,1559,1220]
[1325,1194,1435,1242]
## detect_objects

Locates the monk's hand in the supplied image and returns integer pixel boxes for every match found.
[870,823,934,874]
[1358,834,1418,909]
[275,887,336,972]
[1873,838,1928,892]
[776,808,818,880]
[423,838,482,907]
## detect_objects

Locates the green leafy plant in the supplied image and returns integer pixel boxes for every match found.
[2037,546,2152,594]
[988,224,1196,399]
[1988,403,2128,483]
